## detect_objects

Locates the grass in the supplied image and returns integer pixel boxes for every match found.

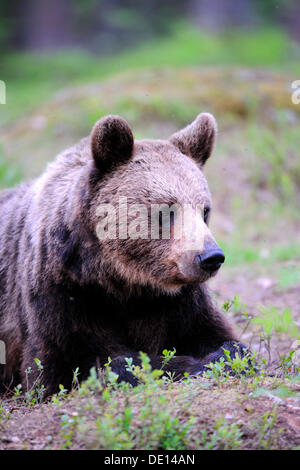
[1,347,299,450]
[247,122,300,202]
[1,24,299,125]
[220,240,300,267]
[278,266,300,289]
[253,306,300,338]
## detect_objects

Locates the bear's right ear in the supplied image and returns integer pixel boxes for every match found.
[91,115,134,173]
[169,113,217,166]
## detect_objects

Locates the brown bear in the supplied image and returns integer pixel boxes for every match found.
[0,113,248,395]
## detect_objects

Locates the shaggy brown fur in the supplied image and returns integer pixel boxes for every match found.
[0,113,248,395]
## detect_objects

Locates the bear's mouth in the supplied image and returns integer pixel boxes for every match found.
[166,271,212,287]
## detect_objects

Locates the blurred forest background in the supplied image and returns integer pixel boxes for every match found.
[1,0,300,51]
[0,0,300,450]
[1,0,300,125]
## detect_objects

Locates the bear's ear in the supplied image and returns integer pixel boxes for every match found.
[91,115,134,173]
[169,113,217,166]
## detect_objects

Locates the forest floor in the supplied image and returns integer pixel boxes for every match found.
[0,61,299,450]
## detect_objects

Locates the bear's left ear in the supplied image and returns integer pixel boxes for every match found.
[169,113,217,166]
[91,115,134,173]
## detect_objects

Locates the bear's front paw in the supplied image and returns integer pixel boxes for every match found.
[192,340,256,377]
[221,340,257,374]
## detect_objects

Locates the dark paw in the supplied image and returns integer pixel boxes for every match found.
[221,340,250,359]
[192,340,256,376]
[110,355,139,386]
[221,341,256,374]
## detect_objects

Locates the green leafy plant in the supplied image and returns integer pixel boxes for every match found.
[256,408,280,450]
[74,351,197,450]
[200,417,243,450]
[254,306,300,338]
[203,345,258,383]
[13,358,47,407]
[0,402,10,421]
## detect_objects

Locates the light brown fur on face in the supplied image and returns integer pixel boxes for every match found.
[89,113,220,294]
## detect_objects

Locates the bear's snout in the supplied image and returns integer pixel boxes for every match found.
[176,244,225,284]
[195,248,225,274]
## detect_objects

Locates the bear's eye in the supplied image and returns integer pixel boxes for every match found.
[204,207,211,225]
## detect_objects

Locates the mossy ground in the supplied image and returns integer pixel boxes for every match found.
[1,373,299,450]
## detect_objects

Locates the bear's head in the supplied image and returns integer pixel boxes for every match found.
[89,113,225,294]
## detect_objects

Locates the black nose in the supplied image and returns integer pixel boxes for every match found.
[196,249,225,273]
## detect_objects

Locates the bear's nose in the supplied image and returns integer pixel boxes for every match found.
[195,249,225,273]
